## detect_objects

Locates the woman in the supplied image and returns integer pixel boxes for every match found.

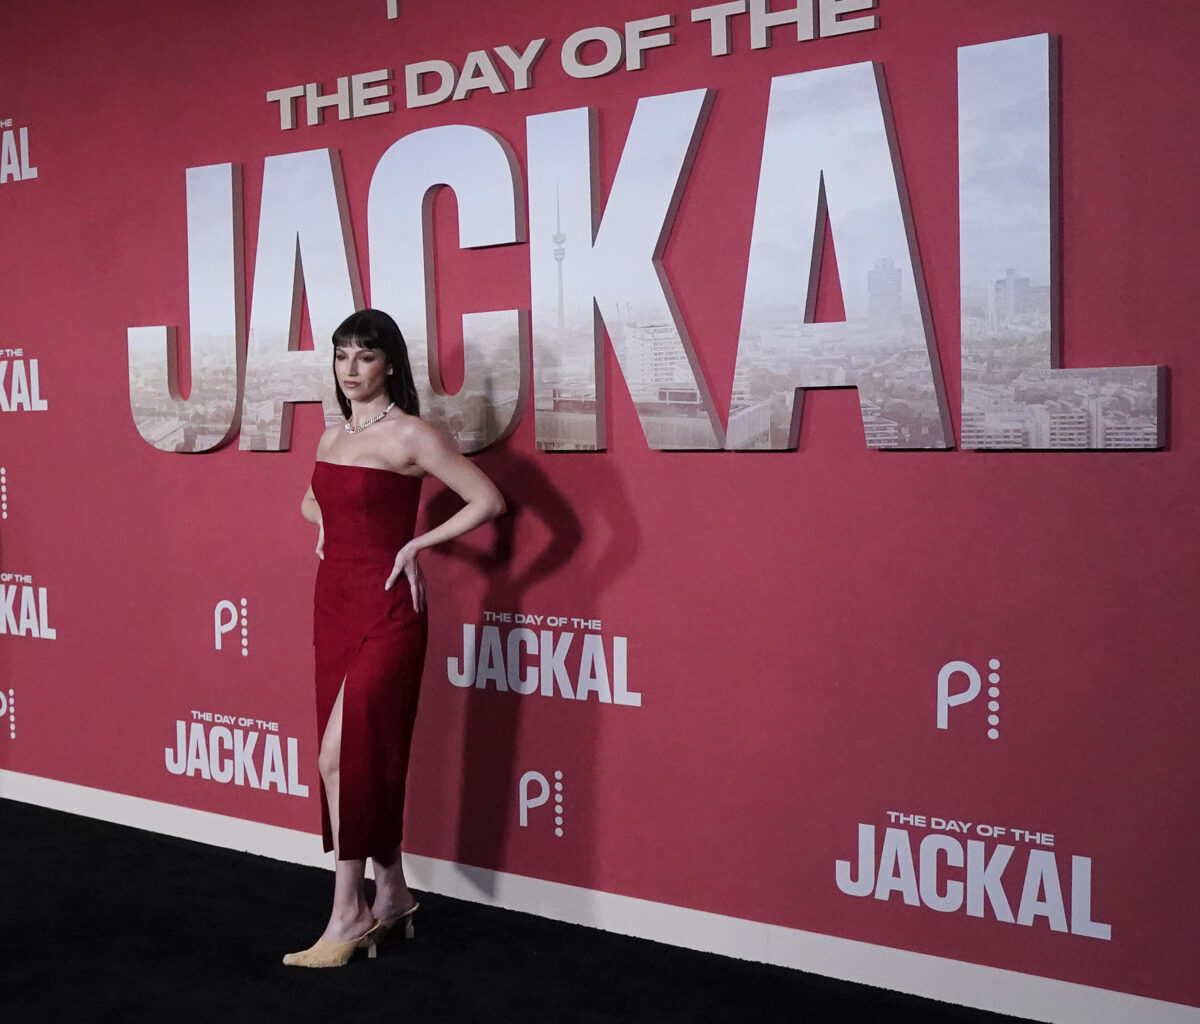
[285,308,505,967]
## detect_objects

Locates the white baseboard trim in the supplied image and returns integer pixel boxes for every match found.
[1,770,1195,1024]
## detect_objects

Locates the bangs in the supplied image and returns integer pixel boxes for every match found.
[332,330,383,351]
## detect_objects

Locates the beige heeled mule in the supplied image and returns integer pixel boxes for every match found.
[282,921,383,967]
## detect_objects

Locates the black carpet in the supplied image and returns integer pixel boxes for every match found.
[0,799,1037,1024]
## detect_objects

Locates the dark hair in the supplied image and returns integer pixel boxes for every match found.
[331,308,420,419]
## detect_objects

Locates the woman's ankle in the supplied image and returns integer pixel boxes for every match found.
[371,886,415,921]
[321,904,375,941]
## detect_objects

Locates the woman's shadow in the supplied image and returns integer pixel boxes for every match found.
[424,435,640,897]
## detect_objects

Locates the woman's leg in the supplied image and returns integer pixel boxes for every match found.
[370,847,416,923]
[316,681,375,941]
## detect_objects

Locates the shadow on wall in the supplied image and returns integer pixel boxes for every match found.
[425,441,640,897]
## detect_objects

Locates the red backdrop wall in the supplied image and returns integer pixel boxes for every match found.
[2,0,1197,1015]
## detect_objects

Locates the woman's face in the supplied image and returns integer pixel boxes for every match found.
[334,343,390,403]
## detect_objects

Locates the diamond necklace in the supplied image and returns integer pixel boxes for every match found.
[344,401,395,434]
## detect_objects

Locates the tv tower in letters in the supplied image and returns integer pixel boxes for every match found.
[553,188,567,342]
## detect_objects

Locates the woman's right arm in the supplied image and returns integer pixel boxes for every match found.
[302,428,336,554]
[301,486,324,559]
[301,486,321,524]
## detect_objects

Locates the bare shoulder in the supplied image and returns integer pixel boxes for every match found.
[401,414,449,447]
[378,413,452,472]
[315,423,342,458]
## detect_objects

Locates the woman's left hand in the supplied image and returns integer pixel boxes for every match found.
[386,541,425,612]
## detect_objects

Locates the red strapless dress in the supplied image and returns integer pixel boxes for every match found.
[310,461,427,860]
